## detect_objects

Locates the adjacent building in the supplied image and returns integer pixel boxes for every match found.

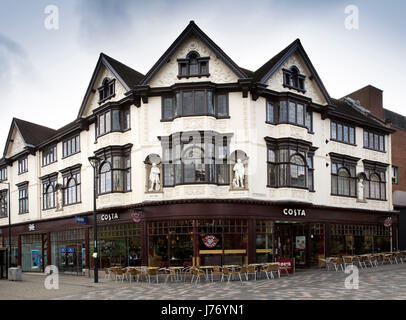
[0,22,398,274]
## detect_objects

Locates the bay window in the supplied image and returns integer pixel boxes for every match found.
[266,137,316,190]
[330,153,358,197]
[363,160,387,201]
[95,145,132,194]
[42,145,57,166]
[96,106,130,137]
[266,100,312,132]
[160,131,232,186]
[161,90,228,120]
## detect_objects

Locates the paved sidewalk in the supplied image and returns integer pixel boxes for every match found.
[1,263,406,300]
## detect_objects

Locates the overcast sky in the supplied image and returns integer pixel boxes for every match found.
[0,0,405,153]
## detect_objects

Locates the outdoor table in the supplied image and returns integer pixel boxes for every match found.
[199,266,217,280]
[169,266,184,281]
[222,265,241,280]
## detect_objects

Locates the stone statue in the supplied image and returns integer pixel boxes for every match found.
[233,158,245,188]
[358,178,364,201]
[149,163,161,191]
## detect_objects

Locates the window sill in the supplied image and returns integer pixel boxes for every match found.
[266,185,310,191]
[330,139,357,147]
[163,182,229,188]
[18,171,28,176]
[98,94,116,105]
[366,197,387,202]
[177,73,210,79]
[97,190,131,197]
[363,147,386,153]
[41,161,58,168]
[265,121,312,133]
[282,84,306,93]
[330,193,357,199]
[18,212,29,215]
[62,151,81,160]
[161,114,230,122]
[42,207,56,211]
[63,201,82,207]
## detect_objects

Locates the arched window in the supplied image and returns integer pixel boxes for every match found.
[46,185,55,209]
[369,173,380,199]
[283,65,305,91]
[290,154,306,187]
[178,51,210,78]
[0,190,7,217]
[99,162,112,194]
[66,179,77,205]
[337,168,351,196]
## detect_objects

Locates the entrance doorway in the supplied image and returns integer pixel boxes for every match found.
[275,222,325,268]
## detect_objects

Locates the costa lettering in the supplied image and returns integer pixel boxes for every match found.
[283,208,306,217]
[100,213,119,221]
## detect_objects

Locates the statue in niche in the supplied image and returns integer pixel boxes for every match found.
[357,178,365,201]
[233,159,245,188]
[149,163,161,192]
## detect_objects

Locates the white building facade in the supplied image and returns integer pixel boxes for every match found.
[0,22,397,273]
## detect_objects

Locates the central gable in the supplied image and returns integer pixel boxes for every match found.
[149,35,240,87]
[81,65,128,118]
[266,51,328,105]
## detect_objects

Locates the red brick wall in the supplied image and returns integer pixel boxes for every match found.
[390,124,406,192]
[347,85,384,119]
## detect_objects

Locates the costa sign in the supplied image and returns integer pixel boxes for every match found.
[203,235,219,248]
[283,208,306,217]
[131,212,142,223]
[384,217,392,227]
[100,213,119,221]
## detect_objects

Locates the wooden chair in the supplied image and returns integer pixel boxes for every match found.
[191,268,205,283]
[246,265,257,281]
[342,256,354,269]
[146,268,159,284]
[263,263,280,279]
[221,266,242,283]
[165,268,177,283]
[238,266,248,281]
[114,268,127,282]
[128,268,142,283]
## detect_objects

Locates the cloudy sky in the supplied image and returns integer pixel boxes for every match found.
[0,0,405,152]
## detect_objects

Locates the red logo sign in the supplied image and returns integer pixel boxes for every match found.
[276,258,295,275]
[131,212,142,223]
[384,217,392,227]
[203,235,219,248]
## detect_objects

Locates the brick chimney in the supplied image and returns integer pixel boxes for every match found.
[345,85,383,120]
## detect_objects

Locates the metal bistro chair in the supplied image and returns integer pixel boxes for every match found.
[382,252,394,265]
[246,265,257,281]
[191,267,205,284]
[146,268,160,284]
[353,255,366,269]
[221,266,242,283]
[342,256,354,269]
[104,267,113,280]
[329,257,343,272]
[128,268,142,283]
[164,268,177,283]
[114,268,127,282]
[261,263,280,280]
[211,266,223,282]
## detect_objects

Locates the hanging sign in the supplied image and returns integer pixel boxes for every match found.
[203,235,219,249]
[384,217,392,227]
[28,224,36,231]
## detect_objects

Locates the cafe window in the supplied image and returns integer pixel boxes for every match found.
[256,220,273,263]
[161,131,231,186]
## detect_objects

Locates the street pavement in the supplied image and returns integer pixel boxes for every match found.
[0,263,406,300]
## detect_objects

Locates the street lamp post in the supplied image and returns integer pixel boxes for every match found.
[0,182,11,270]
[88,156,100,283]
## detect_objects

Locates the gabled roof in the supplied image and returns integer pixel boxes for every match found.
[77,53,145,119]
[253,39,332,105]
[140,21,249,85]
[3,118,57,157]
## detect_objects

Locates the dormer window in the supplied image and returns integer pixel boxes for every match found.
[283,66,305,93]
[98,77,115,103]
[177,51,210,78]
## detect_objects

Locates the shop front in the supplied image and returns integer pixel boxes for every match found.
[0,199,399,271]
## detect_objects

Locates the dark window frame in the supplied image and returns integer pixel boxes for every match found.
[0,189,7,218]
[96,106,131,138]
[62,168,81,206]
[41,175,58,210]
[267,100,312,132]
[0,167,7,182]
[330,157,357,198]
[392,166,399,185]
[161,91,229,121]
[98,77,116,104]
[62,134,81,159]
[330,120,356,145]
[18,183,29,214]
[18,156,28,175]
[363,129,385,152]
[42,144,57,167]
[177,51,210,79]
[364,161,387,201]
[282,66,306,93]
